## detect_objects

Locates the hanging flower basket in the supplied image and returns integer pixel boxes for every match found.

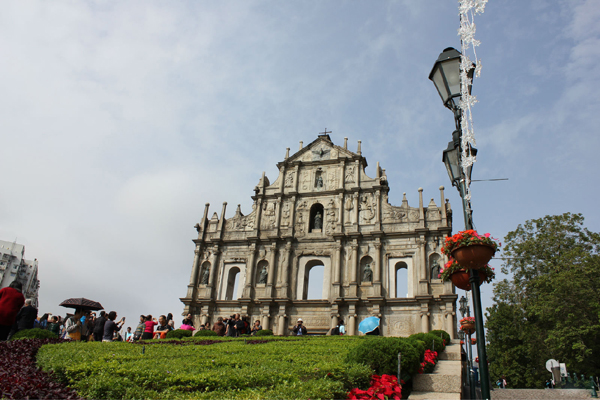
[439,259,495,291]
[441,230,500,269]
[452,244,496,269]
[460,317,475,335]
[471,338,477,345]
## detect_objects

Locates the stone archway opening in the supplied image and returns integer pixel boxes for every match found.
[225,267,241,300]
[304,260,325,300]
[395,262,408,298]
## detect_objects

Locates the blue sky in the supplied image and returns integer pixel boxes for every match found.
[1,1,599,331]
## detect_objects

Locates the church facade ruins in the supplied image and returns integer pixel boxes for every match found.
[181,134,457,337]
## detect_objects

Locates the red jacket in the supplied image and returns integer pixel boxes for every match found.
[0,287,25,326]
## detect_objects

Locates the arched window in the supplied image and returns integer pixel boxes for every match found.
[225,267,241,300]
[309,203,324,232]
[304,260,325,300]
[395,262,408,298]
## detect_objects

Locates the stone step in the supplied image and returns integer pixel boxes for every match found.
[409,391,461,400]
[412,360,462,393]
[490,389,592,399]
[438,343,462,361]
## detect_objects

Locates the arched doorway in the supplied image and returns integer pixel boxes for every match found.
[395,262,408,298]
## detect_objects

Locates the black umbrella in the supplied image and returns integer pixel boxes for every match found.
[59,297,103,311]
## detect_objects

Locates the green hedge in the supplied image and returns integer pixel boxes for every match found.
[193,329,218,337]
[37,337,371,400]
[345,337,421,380]
[254,329,273,336]
[165,329,193,339]
[409,332,445,353]
[11,328,58,340]
[429,329,451,346]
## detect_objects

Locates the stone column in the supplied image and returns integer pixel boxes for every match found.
[243,244,257,298]
[261,305,270,330]
[329,314,338,335]
[277,244,291,298]
[208,247,221,300]
[373,240,382,296]
[187,246,202,298]
[418,237,428,295]
[348,304,357,336]
[353,194,359,226]
[421,312,430,333]
[445,310,455,339]
[349,242,359,297]
[266,244,277,297]
[439,186,447,227]
[418,188,425,229]
[332,242,342,298]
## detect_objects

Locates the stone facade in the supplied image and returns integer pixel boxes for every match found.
[0,240,40,307]
[180,134,457,336]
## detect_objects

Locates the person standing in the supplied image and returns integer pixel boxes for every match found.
[47,316,61,336]
[0,281,25,341]
[292,318,307,336]
[212,317,226,336]
[124,327,133,342]
[142,315,157,340]
[64,309,85,341]
[133,315,145,341]
[16,298,38,332]
[93,311,107,342]
[102,311,125,342]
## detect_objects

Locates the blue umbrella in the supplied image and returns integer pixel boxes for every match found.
[358,316,380,334]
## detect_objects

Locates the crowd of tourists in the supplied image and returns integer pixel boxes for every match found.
[1,280,347,342]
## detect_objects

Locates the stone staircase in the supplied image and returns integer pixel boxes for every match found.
[409,340,463,400]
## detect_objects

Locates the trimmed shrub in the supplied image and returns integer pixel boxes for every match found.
[429,329,451,346]
[194,329,218,337]
[345,337,421,379]
[254,329,273,336]
[165,329,193,339]
[409,333,445,352]
[11,328,58,340]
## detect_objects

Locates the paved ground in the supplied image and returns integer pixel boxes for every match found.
[490,389,591,399]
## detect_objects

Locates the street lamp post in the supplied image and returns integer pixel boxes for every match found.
[430,47,491,400]
[460,295,476,396]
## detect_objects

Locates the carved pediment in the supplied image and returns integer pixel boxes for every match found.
[284,137,357,165]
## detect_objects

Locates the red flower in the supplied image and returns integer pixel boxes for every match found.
[347,374,402,399]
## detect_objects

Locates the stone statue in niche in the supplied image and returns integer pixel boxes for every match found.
[362,263,373,282]
[431,260,441,279]
[258,266,268,284]
[262,202,276,229]
[345,166,355,183]
[325,199,337,235]
[314,211,323,230]
[285,171,294,188]
[201,266,210,285]
[315,174,323,189]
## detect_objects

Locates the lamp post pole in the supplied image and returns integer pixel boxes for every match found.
[459,296,476,397]
[430,47,491,400]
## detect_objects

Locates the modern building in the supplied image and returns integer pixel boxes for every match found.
[181,133,457,336]
[0,239,40,307]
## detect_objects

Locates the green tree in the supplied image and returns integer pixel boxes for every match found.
[485,213,600,388]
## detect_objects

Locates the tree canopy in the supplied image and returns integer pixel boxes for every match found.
[485,213,600,388]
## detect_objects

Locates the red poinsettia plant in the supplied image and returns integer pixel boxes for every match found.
[439,259,495,283]
[441,230,500,256]
[347,374,402,400]
[417,349,439,374]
